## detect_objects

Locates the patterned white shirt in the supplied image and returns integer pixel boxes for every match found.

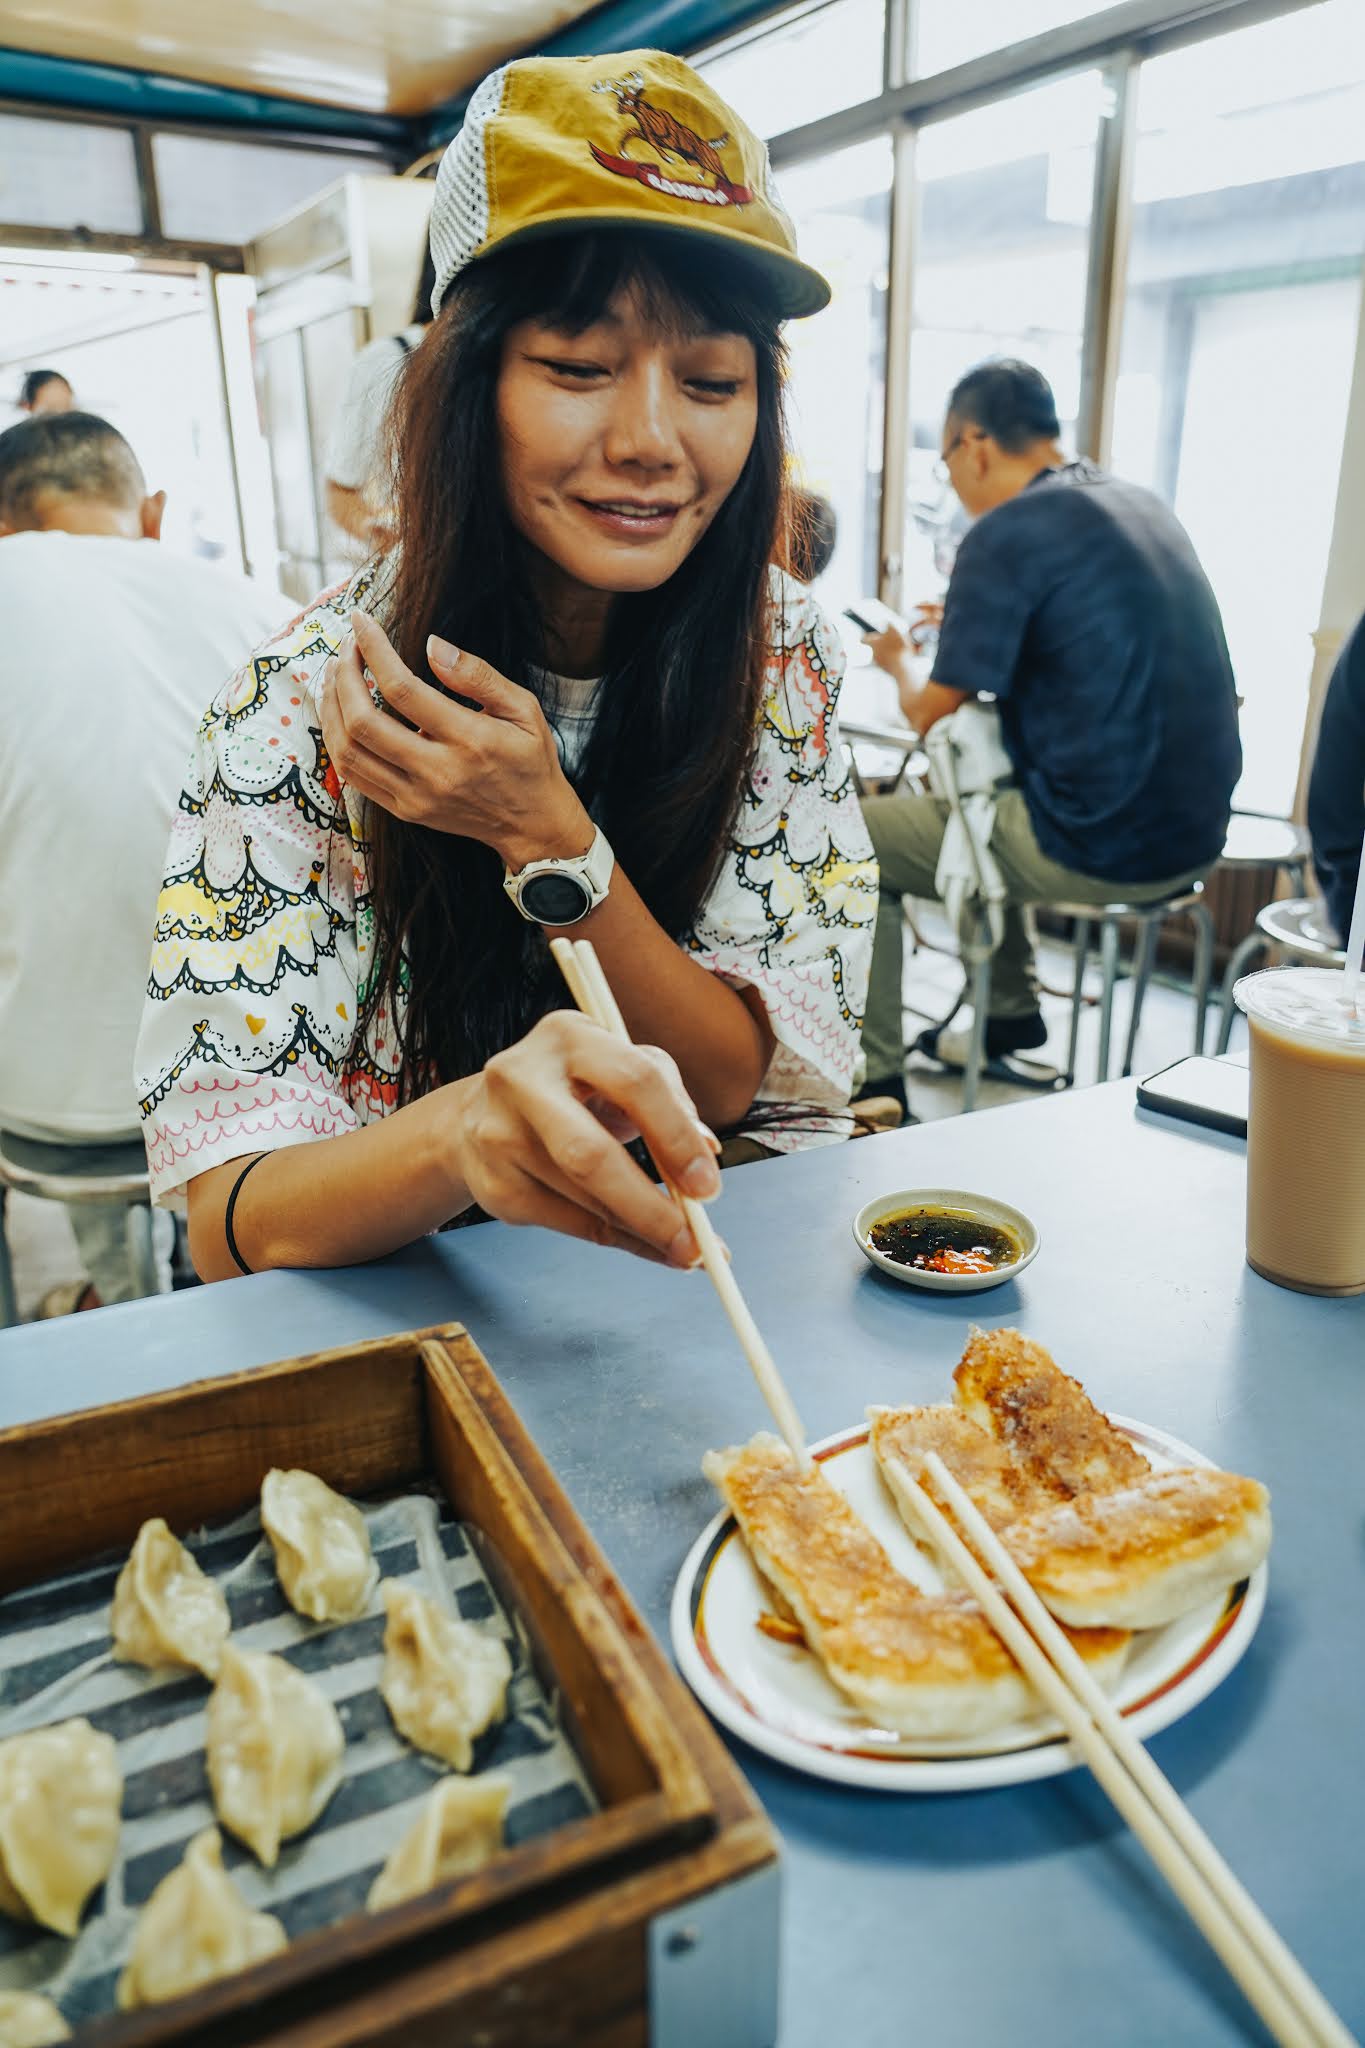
[135,564,877,1207]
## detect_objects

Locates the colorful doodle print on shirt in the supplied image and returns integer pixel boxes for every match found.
[134,567,876,1203]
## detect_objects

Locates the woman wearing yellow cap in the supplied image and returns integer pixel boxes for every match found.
[135,51,876,1280]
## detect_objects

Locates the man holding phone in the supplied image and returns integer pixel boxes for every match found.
[856,358,1240,1108]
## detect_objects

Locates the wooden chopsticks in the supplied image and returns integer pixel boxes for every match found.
[549,937,811,1468]
[887,1451,1354,2048]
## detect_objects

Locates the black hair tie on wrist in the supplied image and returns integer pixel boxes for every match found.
[224,1152,270,1276]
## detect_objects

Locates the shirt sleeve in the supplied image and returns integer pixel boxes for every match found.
[325,339,403,493]
[687,575,878,1146]
[134,593,367,1209]
[1307,615,1365,946]
[931,514,1034,702]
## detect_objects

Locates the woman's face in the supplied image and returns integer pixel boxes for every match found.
[496,285,759,606]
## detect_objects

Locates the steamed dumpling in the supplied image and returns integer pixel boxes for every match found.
[205,1646,344,1867]
[367,1775,510,1912]
[111,1517,231,1678]
[0,1719,120,1937]
[116,1829,287,2010]
[260,1469,379,1624]
[0,1991,70,2044]
[380,1582,511,1772]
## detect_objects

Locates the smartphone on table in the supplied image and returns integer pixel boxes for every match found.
[1135,1055,1249,1139]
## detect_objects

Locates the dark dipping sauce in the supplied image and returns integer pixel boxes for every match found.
[868,1206,1020,1276]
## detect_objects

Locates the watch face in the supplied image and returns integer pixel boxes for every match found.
[519,870,592,926]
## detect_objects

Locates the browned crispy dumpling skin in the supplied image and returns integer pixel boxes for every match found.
[953,1328,1151,1500]
[704,1434,1128,1739]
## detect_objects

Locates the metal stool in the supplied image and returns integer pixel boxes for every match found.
[1054,881,1216,1085]
[0,1141,157,1329]
[1218,811,1312,895]
[841,719,926,800]
[1214,898,1346,1053]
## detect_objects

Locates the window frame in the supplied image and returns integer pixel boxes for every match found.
[0,94,397,268]
[694,0,1330,605]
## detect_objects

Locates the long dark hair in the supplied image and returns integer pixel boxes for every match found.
[353,230,790,1102]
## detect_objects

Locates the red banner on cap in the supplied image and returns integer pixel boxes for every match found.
[589,143,753,209]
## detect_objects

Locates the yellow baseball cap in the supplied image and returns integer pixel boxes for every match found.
[429,50,830,321]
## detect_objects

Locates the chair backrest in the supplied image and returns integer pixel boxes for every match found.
[1254,897,1346,962]
[1221,814,1312,868]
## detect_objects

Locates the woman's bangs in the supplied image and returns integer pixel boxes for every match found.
[514,231,780,346]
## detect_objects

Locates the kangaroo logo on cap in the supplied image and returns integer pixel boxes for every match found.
[589,73,754,209]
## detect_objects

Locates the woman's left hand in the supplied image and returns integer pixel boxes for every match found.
[318,607,591,870]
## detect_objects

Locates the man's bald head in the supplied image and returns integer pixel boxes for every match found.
[0,412,164,539]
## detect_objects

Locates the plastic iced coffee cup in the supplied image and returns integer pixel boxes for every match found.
[1234,965,1365,1296]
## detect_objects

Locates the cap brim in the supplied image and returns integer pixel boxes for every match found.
[472,209,831,320]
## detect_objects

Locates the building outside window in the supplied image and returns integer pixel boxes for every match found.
[779,137,894,615]
[696,0,885,142]
[901,70,1105,604]
[1110,0,1365,814]
[911,0,1105,80]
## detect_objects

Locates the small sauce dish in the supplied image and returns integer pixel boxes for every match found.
[853,1187,1040,1293]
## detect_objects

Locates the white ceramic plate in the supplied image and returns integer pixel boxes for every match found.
[671,1415,1266,1793]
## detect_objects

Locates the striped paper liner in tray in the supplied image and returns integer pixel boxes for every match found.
[0,1488,597,2032]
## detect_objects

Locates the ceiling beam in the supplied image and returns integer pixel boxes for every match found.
[0,44,411,147]
[418,0,784,149]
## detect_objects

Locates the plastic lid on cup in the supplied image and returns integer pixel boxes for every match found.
[1233,965,1365,1049]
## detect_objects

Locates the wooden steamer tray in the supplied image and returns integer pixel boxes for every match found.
[0,1325,779,2048]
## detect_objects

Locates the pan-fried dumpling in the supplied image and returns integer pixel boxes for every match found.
[0,1720,120,1937]
[116,1829,287,2010]
[111,1518,231,1678]
[205,1646,344,1867]
[0,1990,71,2044]
[367,1775,511,1912]
[260,1469,379,1623]
[380,1583,511,1772]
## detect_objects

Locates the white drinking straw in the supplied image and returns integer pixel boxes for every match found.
[1342,850,1365,1016]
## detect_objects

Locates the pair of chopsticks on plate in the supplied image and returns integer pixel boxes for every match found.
[552,937,1352,2048]
[887,1452,1355,2048]
[549,937,810,1469]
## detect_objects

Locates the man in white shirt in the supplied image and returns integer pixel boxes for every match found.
[323,245,435,555]
[0,411,288,1308]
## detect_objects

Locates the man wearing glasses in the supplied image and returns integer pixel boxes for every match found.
[856,358,1240,1107]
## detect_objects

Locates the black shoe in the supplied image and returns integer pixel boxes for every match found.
[911,1013,1064,1091]
[912,1012,1049,1065]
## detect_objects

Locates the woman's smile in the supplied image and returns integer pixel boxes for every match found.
[572,494,688,542]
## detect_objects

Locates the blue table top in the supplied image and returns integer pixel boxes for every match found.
[2,1081,1361,2045]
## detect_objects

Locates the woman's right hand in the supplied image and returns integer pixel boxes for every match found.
[441,1013,723,1266]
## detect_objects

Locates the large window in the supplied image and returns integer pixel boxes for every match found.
[690,0,1365,823]
[152,135,380,245]
[902,71,1105,601]
[913,0,1102,80]
[696,0,885,141]
[780,138,894,614]
[1111,0,1365,813]
[0,114,142,234]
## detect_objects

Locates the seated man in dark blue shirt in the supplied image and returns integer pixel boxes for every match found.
[858,359,1242,1100]
[1307,612,1365,961]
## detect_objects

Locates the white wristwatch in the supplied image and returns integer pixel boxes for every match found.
[502,825,615,927]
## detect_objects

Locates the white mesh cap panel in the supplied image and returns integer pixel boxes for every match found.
[761,145,797,242]
[429,65,509,313]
